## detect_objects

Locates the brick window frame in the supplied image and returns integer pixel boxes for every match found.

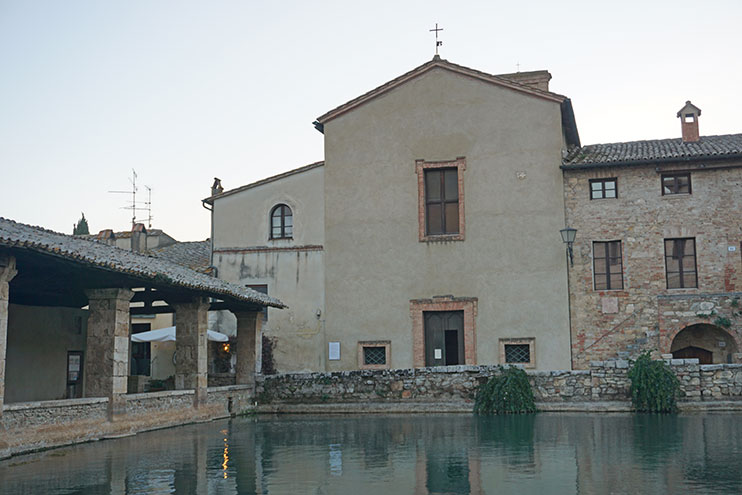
[410,296,477,368]
[499,338,536,368]
[357,340,391,370]
[416,157,466,242]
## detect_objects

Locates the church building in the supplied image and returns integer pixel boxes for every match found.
[204,56,580,372]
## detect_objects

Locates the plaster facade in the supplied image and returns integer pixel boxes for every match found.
[4,304,88,403]
[322,67,572,370]
[564,160,742,367]
[210,163,325,372]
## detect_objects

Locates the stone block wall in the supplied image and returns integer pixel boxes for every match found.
[257,360,742,406]
[563,163,742,367]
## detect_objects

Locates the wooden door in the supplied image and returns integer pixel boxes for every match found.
[673,346,713,364]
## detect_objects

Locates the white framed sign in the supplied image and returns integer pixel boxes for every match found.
[328,342,341,360]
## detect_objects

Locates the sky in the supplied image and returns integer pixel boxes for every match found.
[1,0,740,241]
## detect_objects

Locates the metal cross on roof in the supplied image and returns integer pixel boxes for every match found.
[429,23,443,55]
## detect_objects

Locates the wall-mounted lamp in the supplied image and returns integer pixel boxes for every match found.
[222,343,231,353]
[560,227,577,266]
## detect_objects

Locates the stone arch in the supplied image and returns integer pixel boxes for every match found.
[670,323,739,364]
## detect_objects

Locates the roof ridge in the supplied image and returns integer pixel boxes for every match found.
[204,160,324,203]
[315,56,567,125]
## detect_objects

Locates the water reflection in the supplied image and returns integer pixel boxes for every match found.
[1,413,741,494]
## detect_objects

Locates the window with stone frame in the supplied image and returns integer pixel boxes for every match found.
[270,204,293,239]
[664,238,697,288]
[358,340,391,369]
[661,173,691,195]
[415,158,466,242]
[593,241,623,290]
[499,338,535,368]
[589,178,617,199]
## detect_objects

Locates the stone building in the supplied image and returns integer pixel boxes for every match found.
[562,102,742,367]
[205,56,581,372]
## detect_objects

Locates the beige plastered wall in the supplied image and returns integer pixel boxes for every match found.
[5,304,88,403]
[211,165,326,372]
[323,67,571,370]
[131,313,175,380]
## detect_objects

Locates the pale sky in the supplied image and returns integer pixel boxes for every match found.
[1,0,740,240]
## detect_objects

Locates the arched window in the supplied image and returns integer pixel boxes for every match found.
[270,204,293,239]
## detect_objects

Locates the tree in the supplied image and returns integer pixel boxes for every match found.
[73,213,89,235]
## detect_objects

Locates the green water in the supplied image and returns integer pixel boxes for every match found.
[1,413,741,494]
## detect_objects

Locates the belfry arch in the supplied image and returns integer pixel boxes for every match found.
[670,323,738,364]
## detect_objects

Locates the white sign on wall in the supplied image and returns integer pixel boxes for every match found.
[328,342,341,360]
[434,349,442,360]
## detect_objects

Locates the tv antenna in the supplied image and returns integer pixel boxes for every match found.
[108,169,153,228]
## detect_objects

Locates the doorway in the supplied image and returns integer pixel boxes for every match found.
[424,311,465,366]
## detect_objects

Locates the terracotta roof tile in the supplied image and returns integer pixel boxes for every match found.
[0,217,284,308]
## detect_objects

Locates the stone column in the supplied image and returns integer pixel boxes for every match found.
[232,311,262,389]
[0,254,18,418]
[173,298,209,408]
[84,288,134,419]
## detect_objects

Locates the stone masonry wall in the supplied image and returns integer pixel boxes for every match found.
[258,360,742,405]
[563,163,742,367]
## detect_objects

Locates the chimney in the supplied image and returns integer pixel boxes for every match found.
[497,70,552,92]
[211,177,224,197]
[95,229,116,246]
[131,223,147,252]
[677,101,701,143]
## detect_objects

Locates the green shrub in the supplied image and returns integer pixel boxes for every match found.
[474,366,536,414]
[628,351,680,413]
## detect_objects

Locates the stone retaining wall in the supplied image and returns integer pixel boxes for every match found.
[1,386,256,458]
[257,360,742,405]
[2,397,108,430]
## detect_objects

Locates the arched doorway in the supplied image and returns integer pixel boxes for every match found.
[670,324,738,364]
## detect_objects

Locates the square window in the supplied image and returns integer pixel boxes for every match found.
[499,338,535,368]
[589,178,617,200]
[662,173,691,195]
[358,341,391,369]
[505,344,530,363]
[363,347,386,365]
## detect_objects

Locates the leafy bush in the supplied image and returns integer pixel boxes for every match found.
[628,351,680,413]
[474,366,536,414]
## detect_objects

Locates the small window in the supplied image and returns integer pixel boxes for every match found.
[665,238,697,288]
[499,338,535,368]
[590,178,617,199]
[684,114,695,123]
[593,241,623,290]
[270,204,293,239]
[662,173,691,195]
[358,340,391,369]
[425,168,459,235]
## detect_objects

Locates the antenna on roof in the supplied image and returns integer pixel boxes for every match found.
[108,169,153,228]
[429,23,443,56]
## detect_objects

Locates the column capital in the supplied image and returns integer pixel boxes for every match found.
[171,296,210,311]
[0,254,17,284]
[84,288,134,302]
[230,309,263,321]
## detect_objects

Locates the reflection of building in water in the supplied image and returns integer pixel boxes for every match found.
[3,415,742,494]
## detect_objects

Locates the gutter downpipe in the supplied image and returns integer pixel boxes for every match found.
[201,199,217,278]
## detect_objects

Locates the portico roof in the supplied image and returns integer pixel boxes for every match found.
[0,217,285,310]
